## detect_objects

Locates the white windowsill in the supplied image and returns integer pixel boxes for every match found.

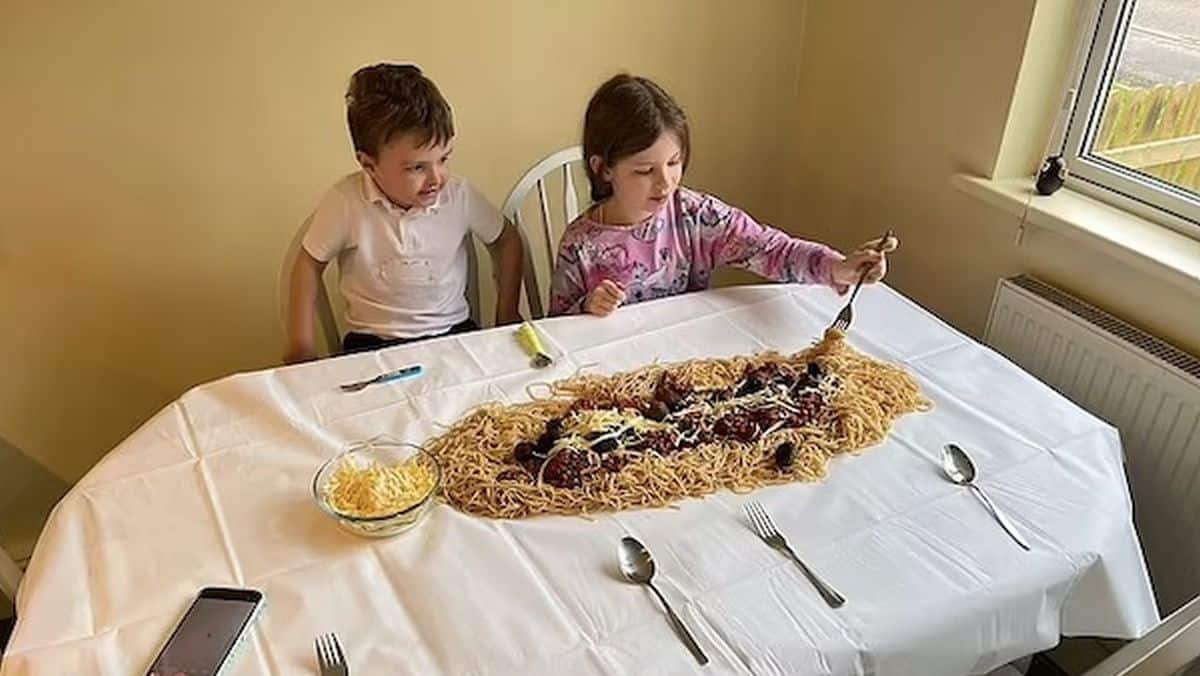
[951,174,1200,294]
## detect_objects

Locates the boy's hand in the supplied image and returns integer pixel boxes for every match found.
[584,280,626,316]
[831,235,899,289]
[283,342,318,365]
[487,220,524,327]
[284,249,327,365]
[495,308,523,327]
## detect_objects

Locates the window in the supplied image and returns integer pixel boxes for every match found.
[1064,0,1200,235]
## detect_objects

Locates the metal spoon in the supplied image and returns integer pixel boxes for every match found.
[617,536,709,666]
[942,444,1031,551]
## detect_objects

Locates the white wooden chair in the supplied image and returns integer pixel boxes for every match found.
[0,542,21,604]
[1083,594,1200,675]
[986,660,1030,676]
[279,215,484,357]
[501,146,586,319]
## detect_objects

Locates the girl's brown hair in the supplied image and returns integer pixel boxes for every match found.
[582,74,690,202]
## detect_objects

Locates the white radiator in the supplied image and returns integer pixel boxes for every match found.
[985,275,1200,615]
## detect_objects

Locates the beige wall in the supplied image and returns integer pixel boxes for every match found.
[786,0,1033,336]
[785,0,1200,358]
[0,0,806,483]
[5,0,1200,504]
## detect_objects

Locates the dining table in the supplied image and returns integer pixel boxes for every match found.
[0,283,1160,675]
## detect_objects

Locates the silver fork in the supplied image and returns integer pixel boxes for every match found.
[744,501,845,608]
[830,229,894,332]
[314,632,349,676]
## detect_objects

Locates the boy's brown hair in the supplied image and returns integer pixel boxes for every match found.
[582,74,691,202]
[346,64,454,157]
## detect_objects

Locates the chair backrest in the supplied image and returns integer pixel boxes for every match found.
[279,215,341,355]
[501,146,586,318]
[0,542,21,602]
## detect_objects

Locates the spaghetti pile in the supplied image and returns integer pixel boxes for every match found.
[424,329,929,518]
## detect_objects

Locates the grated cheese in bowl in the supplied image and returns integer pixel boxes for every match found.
[312,436,440,537]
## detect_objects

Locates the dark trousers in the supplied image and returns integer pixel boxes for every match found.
[341,318,479,355]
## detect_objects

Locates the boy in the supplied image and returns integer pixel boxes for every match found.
[284,63,522,363]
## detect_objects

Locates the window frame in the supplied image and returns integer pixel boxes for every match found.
[1063,0,1200,239]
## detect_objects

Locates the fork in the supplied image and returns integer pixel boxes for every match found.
[338,364,423,393]
[744,501,845,608]
[830,229,894,332]
[314,632,349,676]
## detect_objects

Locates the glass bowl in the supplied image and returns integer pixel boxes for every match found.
[312,436,440,538]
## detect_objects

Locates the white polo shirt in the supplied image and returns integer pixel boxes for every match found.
[302,171,503,339]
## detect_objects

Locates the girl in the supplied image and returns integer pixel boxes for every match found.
[549,74,896,317]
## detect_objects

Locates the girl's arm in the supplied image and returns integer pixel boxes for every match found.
[707,199,844,288]
[549,244,590,316]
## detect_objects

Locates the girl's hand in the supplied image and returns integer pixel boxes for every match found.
[584,279,626,316]
[831,235,899,289]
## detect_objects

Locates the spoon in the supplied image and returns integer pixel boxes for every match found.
[942,444,1031,551]
[617,536,709,666]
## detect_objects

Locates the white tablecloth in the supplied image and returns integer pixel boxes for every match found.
[1,285,1160,676]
